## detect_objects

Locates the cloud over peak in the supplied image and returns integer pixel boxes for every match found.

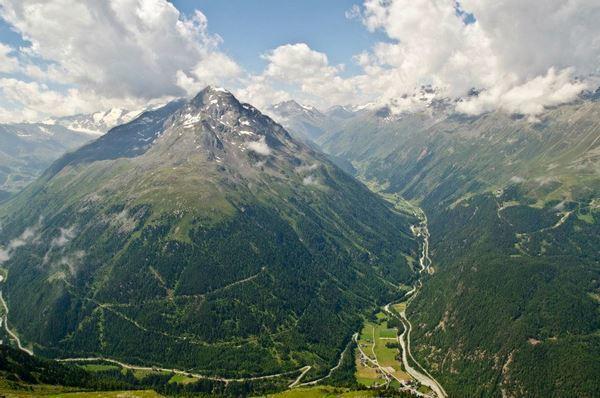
[352,0,600,115]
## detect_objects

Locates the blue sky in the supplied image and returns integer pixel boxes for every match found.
[0,21,22,46]
[170,0,386,76]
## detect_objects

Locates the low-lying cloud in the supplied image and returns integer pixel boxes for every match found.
[0,224,41,264]
[247,137,272,156]
[456,68,588,118]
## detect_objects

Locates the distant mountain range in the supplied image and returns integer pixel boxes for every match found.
[46,108,143,135]
[267,100,330,142]
[268,85,461,144]
[0,108,141,199]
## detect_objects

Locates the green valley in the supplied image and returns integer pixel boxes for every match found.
[299,94,600,397]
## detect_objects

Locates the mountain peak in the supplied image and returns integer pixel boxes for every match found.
[272,100,321,116]
[49,87,301,179]
[190,86,240,112]
[176,87,279,142]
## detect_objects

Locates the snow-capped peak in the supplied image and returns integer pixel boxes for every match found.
[56,107,143,135]
[270,100,323,118]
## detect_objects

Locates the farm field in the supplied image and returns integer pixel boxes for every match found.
[354,312,411,387]
[0,386,163,398]
[266,386,378,397]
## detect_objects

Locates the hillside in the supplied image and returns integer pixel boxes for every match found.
[0,123,94,198]
[0,109,141,198]
[312,96,600,396]
[0,87,418,383]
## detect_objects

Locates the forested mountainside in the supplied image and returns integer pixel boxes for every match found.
[0,344,290,396]
[0,87,417,382]
[0,345,139,393]
[311,95,600,397]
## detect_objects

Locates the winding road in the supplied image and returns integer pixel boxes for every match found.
[0,213,447,397]
[384,215,448,398]
[58,356,309,385]
[296,333,357,387]
[0,274,310,386]
[0,275,34,356]
[257,211,448,396]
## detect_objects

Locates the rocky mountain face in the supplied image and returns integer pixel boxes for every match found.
[268,100,330,142]
[0,87,417,378]
[310,95,600,397]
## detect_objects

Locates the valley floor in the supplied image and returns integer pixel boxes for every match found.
[351,215,447,398]
[0,381,163,398]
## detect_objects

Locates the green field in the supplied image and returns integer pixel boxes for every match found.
[392,302,406,313]
[47,392,162,398]
[0,386,163,398]
[79,364,120,372]
[131,369,170,380]
[355,312,411,387]
[378,327,397,339]
[266,386,377,397]
[168,373,198,384]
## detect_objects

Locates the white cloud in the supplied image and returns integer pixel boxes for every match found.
[353,0,600,115]
[345,4,362,20]
[250,2,599,115]
[1,1,599,120]
[296,163,319,173]
[263,43,339,81]
[0,248,9,263]
[357,0,499,97]
[456,68,588,117]
[236,43,359,110]
[234,0,598,117]
[0,104,39,124]
[51,226,76,247]
[0,0,240,121]
[302,175,320,186]
[0,224,40,264]
[235,75,292,111]
[0,43,19,73]
[0,78,146,122]
[460,0,600,80]
[176,52,242,95]
[246,137,272,156]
